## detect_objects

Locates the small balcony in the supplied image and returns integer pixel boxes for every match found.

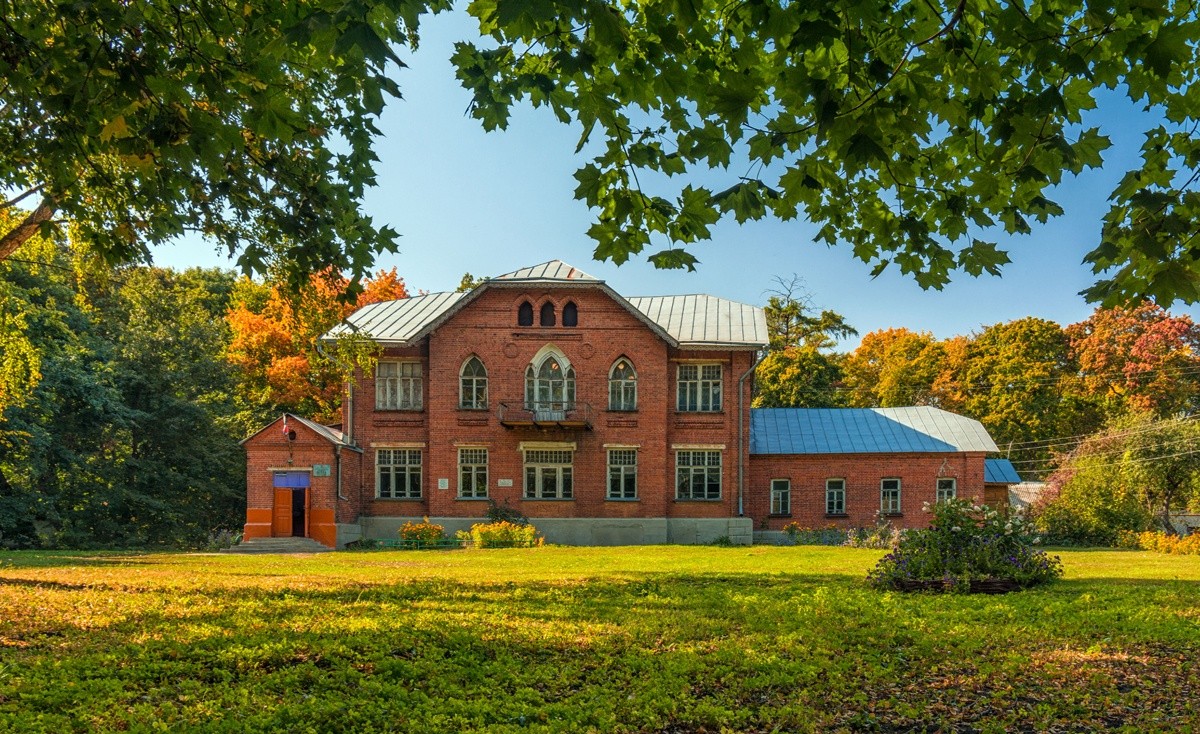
[498,401,594,430]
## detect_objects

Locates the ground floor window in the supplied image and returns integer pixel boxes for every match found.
[881,478,901,514]
[377,449,421,499]
[607,449,637,499]
[676,450,721,500]
[524,449,573,499]
[826,478,846,515]
[936,477,957,502]
[458,448,488,499]
[770,479,790,515]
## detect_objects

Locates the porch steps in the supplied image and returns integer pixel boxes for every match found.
[225,537,333,554]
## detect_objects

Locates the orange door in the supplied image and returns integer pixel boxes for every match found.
[273,489,292,537]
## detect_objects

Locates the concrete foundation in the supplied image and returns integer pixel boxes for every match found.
[356,516,755,546]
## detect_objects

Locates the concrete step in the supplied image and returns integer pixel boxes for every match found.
[224,537,332,554]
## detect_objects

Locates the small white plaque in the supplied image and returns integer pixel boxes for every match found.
[497,479,513,487]
[437,478,449,490]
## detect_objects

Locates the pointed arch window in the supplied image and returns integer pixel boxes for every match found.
[608,358,637,411]
[539,302,556,326]
[525,353,575,413]
[562,301,578,327]
[517,301,534,326]
[459,356,488,409]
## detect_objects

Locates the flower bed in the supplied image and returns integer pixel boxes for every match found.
[868,499,1063,593]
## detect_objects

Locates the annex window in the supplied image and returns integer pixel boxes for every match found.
[518,301,534,326]
[459,356,488,409]
[826,478,846,515]
[458,448,488,499]
[524,449,573,500]
[770,479,791,516]
[525,353,575,414]
[677,364,722,412]
[676,450,721,500]
[376,361,422,410]
[607,449,637,500]
[881,478,902,514]
[539,302,556,326]
[562,301,578,327]
[377,449,421,499]
[608,358,637,411]
[936,477,957,502]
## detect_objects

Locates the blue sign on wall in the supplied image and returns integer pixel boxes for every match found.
[272,471,311,488]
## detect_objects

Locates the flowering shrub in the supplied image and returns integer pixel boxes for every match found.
[457,521,542,548]
[1119,530,1200,555]
[845,514,905,549]
[868,499,1063,593]
[399,518,445,548]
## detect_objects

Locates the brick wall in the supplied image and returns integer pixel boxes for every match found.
[243,417,341,546]
[339,285,757,523]
[746,452,988,531]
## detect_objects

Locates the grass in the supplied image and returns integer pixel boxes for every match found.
[0,546,1197,732]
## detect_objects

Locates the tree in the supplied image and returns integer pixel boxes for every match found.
[753,276,854,407]
[0,0,449,288]
[1066,302,1200,417]
[225,267,409,425]
[841,328,946,407]
[455,0,1200,304]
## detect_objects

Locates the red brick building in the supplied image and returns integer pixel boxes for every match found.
[242,261,1005,547]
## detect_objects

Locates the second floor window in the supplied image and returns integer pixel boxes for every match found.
[376,361,422,410]
[460,357,488,409]
[609,359,637,411]
[677,364,722,412]
[525,355,575,413]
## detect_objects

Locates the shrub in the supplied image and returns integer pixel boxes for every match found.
[845,514,904,549]
[204,528,242,551]
[485,499,530,526]
[1124,530,1200,556]
[399,518,445,548]
[782,522,848,546]
[868,499,1063,593]
[458,521,542,548]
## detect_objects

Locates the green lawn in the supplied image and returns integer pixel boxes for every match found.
[1,547,1197,732]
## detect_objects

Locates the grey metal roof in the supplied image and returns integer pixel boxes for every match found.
[492,260,600,282]
[984,458,1021,484]
[750,407,999,455]
[325,291,465,344]
[626,294,768,348]
[240,413,362,451]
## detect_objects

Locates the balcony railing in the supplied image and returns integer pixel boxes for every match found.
[497,401,594,430]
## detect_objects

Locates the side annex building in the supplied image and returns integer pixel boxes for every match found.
[242,261,1016,548]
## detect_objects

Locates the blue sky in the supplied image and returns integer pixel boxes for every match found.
[153,10,1199,347]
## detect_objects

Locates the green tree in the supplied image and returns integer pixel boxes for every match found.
[841,328,946,407]
[753,276,854,407]
[0,0,448,288]
[455,0,1200,304]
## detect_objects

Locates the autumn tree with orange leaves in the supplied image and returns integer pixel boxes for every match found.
[225,268,408,425]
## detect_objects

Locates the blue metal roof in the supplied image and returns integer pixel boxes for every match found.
[750,407,999,455]
[984,458,1021,483]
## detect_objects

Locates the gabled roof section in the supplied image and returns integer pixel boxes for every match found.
[240,413,362,452]
[627,295,768,348]
[492,260,600,282]
[322,260,767,349]
[750,407,999,455]
[324,291,466,345]
[984,458,1022,484]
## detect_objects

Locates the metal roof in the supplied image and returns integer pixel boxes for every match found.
[750,407,999,455]
[240,413,362,451]
[626,295,768,347]
[984,458,1022,484]
[325,291,466,344]
[492,260,600,282]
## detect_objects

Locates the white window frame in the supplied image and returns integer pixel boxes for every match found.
[523,449,574,500]
[770,479,791,516]
[459,357,488,410]
[881,478,902,514]
[607,449,638,500]
[676,450,722,500]
[677,364,722,412]
[936,477,957,502]
[826,478,846,515]
[376,449,421,499]
[376,361,423,410]
[458,448,488,499]
[608,359,638,411]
